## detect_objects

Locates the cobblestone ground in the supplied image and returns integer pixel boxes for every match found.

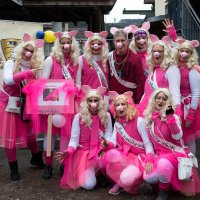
[0,141,200,200]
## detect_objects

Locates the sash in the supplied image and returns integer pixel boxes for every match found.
[108,52,137,89]
[92,61,109,89]
[181,95,191,119]
[115,122,145,149]
[147,71,158,91]
[62,63,72,80]
[150,122,185,154]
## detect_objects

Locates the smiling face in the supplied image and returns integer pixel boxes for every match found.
[114,35,129,55]
[155,92,168,111]
[60,37,72,55]
[152,44,164,65]
[22,44,34,61]
[178,48,192,63]
[87,96,100,115]
[90,39,102,55]
[115,98,128,118]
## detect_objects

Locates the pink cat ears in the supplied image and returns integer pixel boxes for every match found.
[176,38,199,48]
[108,91,133,102]
[81,85,106,98]
[23,33,45,48]
[110,26,132,35]
[54,30,78,39]
[130,21,150,34]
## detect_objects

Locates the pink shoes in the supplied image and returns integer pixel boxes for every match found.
[108,184,123,195]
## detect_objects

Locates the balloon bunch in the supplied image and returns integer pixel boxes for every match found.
[36,30,56,43]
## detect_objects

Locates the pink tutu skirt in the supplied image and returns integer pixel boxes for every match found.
[60,148,99,190]
[181,101,200,144]
[0,101,28,149]
[144,152,200,195]
[105,149,145,194]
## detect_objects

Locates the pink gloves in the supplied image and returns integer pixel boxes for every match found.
[13,70,34,83]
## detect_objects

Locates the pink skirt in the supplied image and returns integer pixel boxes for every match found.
[0,101,28,149]
[145,152,200,195]
[181,101,200,143]
[60,148,99,190]
[105,149,144,194]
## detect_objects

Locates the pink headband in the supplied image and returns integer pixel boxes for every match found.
[176,39,199,48]
[108,91,133,102]
[81,85,106,98]
[110,26,132,35]
[84,31,108,47]
[150,35,171,45]
[130,21,150,34]
[54,30,78,39]
[23,33,45,48]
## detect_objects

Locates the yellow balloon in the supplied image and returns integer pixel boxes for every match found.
[44,31,56,43]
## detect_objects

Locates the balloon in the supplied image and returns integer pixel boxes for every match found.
[36,31,45,39]
[52,114,66,128]
[120,165,141,186]
[105,149,121,162]
[44,31,56,43]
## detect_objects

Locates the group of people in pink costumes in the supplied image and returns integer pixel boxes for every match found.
[0,17,200,200]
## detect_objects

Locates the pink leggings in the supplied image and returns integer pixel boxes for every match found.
[5,134,39,162]
[144,158,174,190]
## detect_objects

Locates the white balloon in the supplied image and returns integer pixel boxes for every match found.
[52,114,66,128]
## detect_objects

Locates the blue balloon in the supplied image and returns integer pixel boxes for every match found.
[36,31,45,39]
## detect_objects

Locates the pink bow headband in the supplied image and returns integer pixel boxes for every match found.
[108,91,133,102]
[84,31,108,47]
[130,21,150,35]
[23,33,45,48]
[81,85,106,98]
[176,39,199,48]
[54,30,78,39]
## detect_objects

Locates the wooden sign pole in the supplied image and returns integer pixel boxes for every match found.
[47,114,53,157]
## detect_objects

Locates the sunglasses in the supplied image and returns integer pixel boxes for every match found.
[134,30,147,39]
[23,47,34,54]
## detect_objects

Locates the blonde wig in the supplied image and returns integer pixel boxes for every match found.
[111,95,138,122]
[79,90,108,128]
[147,41,174,71]
[84,36,109,71]
[174,41,199,69]
[144,88,173,125]
[50,34,80,66]
[13,40,44,73]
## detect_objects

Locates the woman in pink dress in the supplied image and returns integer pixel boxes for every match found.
[75,31,109,108]
[143,88,200,200]
[56,85,113,190]
[138,36,181,116]
[173,39,200,154]
[105,90,154,195]
[129,21,152,77]
[40,30,80,179]
[0,33,45,180]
